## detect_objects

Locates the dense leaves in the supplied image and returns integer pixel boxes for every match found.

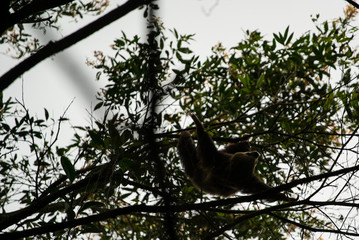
[1,10,359,240]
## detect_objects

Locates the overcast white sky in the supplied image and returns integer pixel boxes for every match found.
[0,0,351,130]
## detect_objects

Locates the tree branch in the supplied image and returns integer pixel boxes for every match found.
[0,0,74,33]
[0,0,150,92]
[269,212,359,237]
[3,199,359,239]
[0,162,118,230]
[1,156,358,231]
[345,0,359,9]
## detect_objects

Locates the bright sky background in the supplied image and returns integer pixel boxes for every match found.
[0,0,351,139]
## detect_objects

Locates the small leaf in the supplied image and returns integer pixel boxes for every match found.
[89,130,105,147]
[44,108,49,120]
[256,74,265,88]
[285,32,294,45]
[94,102,103,111]
[273,33,280,43]
[61,156,75,182]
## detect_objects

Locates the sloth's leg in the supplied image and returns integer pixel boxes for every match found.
[177,131,199,178]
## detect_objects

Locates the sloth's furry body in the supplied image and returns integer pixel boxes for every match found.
[177,114,291,201]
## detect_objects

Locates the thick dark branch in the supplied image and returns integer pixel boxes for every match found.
[144,5,178,238]
[0,0,11,30]
[0,162,118,230]
[0,202,296,239]
[1,158,358,235]
[1,158,357,230]
[171,163,359,209]
[269,212,359,237]
[0,0,149,92]
[345,0,359,9]
[202,163,359,238]
[0,145,142,230]
[3,199,359,239]
[0,0,74,33]
[203,199,359,239]
[0,204,164,239]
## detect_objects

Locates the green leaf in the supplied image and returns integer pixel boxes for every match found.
[120,129,132,145]
[94,102,103,111]
[256,74,265,88]
[61,156,75,182]
[178,47,192,54]
[89,130,105,147]
[44,108,49,120]
[273,33,281,44]
[285,32,294,45]
[283,26,289,40]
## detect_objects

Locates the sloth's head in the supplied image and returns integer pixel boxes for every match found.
[231,151,259,174]
[245,151,259,158]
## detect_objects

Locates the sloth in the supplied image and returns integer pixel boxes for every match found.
[177,114,292,201]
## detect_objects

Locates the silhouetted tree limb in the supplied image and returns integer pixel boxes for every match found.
[0,0,74,34]
[143,5,178,239]
[204,200,359,240]
[0,0,11,29]
[345,0,359,9]
[2,163,359,238]
[0,161,118,230]
[0,0,150,92]
[268,212,359,238]
[3,198,359,239]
